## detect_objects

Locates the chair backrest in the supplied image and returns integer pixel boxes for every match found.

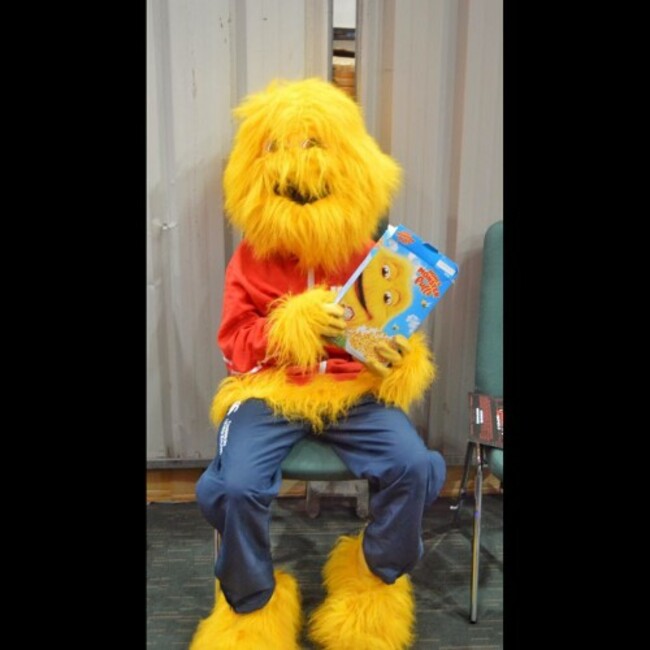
[475,221,503,397]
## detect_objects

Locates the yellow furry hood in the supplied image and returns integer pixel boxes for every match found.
[223,78,402,275]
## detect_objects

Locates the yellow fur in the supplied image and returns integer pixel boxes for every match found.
[308,534,415,650]
[211,332,435,431]
[189,570,302,650]
[223,78,401,275]
[211,368,378,433]
[267,286,336,369]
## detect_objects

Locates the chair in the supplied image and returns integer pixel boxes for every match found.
[214,437,369,558]
[282,438,369,519]
[450,221,503,623]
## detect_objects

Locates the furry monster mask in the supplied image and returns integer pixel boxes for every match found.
[223,78,401,275]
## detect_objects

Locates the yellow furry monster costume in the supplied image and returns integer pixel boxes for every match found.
[190,78,444,650]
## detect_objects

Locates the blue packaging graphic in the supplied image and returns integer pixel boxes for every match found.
[331,224,459,364]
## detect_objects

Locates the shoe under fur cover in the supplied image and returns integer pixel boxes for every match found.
[189,569,302,650]
[308,534,415,650]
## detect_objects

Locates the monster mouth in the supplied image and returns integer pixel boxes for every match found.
[273,183,329,205]
[354,274,373,320]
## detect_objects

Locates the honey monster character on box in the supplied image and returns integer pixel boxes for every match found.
[331,223,459,367]
[190,78,446,650]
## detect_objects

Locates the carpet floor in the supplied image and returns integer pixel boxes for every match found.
[147,494,503,649]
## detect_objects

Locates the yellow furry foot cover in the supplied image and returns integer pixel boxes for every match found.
[308,534,415,650]
[189,570,302,650]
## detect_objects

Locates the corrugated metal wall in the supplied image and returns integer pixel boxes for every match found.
[147,0,502,465]
[357,0,503,462]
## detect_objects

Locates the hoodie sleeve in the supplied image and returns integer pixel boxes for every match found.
[217,246,270,375]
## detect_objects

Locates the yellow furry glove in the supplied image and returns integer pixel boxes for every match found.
[366,334,412,377]
[267,287,346,370]
[370,331,437,412]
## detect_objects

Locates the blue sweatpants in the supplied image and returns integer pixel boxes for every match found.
[196,397,446,613]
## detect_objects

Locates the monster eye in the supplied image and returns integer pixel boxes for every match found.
[381,265,391,279]
[302,138,320,149]
[383,292,393,305]
[264,140,278,153]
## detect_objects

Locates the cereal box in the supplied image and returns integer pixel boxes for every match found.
[329,224,459,365]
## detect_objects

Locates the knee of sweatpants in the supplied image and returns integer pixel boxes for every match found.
[396,450,446,504]
[195,470,223,526]
[196,467,273,526]
[425,450,446,505]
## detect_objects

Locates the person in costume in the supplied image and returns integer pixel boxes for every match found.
[190,78,446,650]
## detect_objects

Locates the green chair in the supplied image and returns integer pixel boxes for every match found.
[450,220,503,623]
[281,437,369,518]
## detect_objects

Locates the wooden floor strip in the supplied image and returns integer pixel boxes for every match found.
[147,466,502,503]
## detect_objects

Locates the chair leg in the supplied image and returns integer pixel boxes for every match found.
[470,443,484,623]
[214,529,221,560]
[213,530,222,595]
[305,481,321,518]
[355,479,369,519]
[450,441,474,522]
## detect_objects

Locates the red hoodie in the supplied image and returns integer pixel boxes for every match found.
[218,240,374,381]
